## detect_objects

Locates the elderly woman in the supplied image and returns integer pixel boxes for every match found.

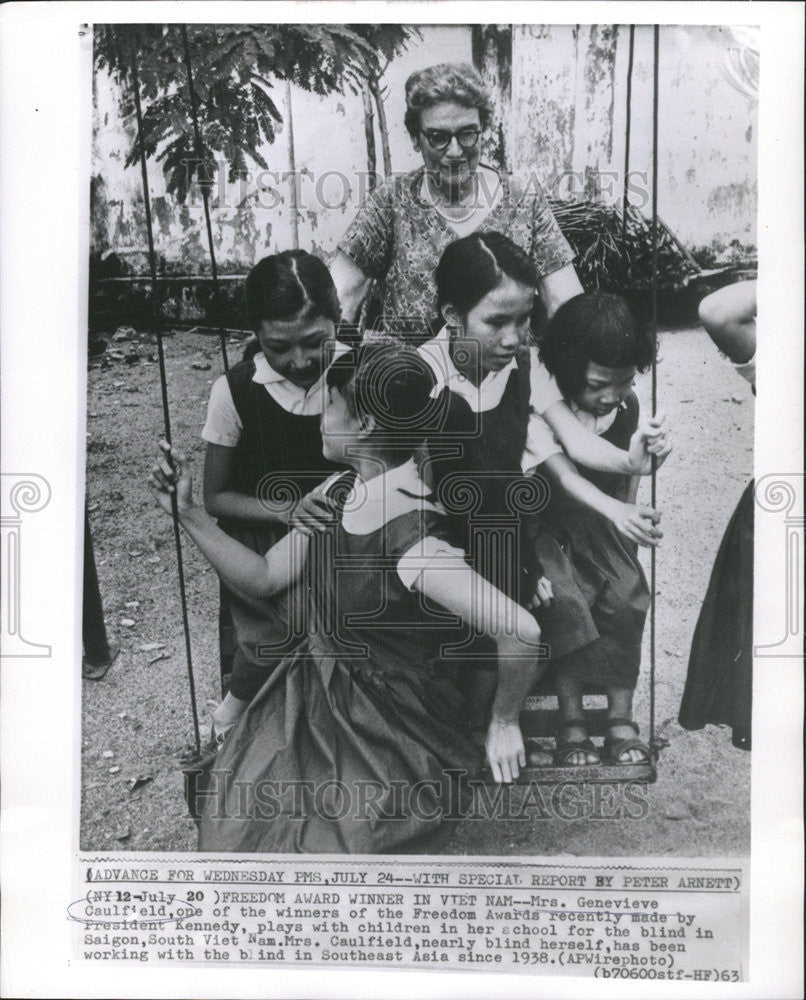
[331,62,582,342]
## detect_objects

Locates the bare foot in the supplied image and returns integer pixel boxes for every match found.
[605,718,650,764]
[555,721,601,766]
[206,695,247,747]
[527,746,553,767]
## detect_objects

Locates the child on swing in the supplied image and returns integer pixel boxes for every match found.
[418,233,670,751]
[532,291,672,765]
[150,343,546,852]
[200,250,346,745]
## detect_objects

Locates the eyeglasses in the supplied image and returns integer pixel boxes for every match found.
[420,126,482,152]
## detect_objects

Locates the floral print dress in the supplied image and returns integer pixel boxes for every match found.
[339,166,574,343]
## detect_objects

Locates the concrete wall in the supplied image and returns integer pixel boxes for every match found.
[513,26,758,246]
[91,23,757,273]
[505,24,757,249]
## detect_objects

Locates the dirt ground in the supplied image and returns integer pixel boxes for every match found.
[81,324,753,855]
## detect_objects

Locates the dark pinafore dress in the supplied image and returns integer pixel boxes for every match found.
[219,356,342,700]
[198,489,481,854]
[536,392,650,690]
[425,349,543,719]
[679,480,753,749]
[427,348,542,604]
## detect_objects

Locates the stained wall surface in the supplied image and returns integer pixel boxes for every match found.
[91,23,758,272]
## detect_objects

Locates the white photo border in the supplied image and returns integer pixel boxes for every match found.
[0,2,802,998]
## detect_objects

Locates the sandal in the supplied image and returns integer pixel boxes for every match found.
[554,718,602,767]
[604,718,651,764]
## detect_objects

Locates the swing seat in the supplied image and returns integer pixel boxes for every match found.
[481,695,658,785]
[519,697,657,784]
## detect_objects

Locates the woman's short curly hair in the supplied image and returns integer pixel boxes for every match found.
[404,63,493,138]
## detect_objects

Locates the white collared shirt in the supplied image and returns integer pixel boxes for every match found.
[525,398,622,470]
[418,328,565,472]
[341,458,441,535]
[418,326,519,412]
[338,459,468,589]
[202,344,347,447]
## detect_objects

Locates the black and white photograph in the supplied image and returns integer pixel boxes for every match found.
[82,19,759,855]
[0,2,802,997]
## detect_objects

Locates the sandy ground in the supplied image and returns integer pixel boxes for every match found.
[81,325,753,855]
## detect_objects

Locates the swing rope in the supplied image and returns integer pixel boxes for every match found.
[179,25,229,374]
[621,24,660,762]
[649,25,660,757]
[130,38,202,756]
[621,25,635,245]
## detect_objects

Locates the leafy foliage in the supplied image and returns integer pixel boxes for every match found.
[95,24,418,201]
[550,199,701,292]
[347,25,419,73]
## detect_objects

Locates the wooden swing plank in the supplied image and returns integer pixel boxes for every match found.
[479,761,657,785]
[511,764,657,784]
[469,698,659,784]
[518,738,657,785]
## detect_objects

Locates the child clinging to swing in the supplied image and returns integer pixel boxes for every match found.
[531,291,672,765]
[417,232,670,745]
[200,250,346,744]
[150,343,546,852]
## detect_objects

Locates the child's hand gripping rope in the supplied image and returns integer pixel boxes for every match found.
[152,439,337,536]
[615,410,672,546]
[149,440,195,515]
[626,411,673,474]
[609,501,663,547]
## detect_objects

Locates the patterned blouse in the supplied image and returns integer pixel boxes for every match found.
[338,166,574,342]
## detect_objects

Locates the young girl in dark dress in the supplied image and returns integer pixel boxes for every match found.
[150,344,545,853]
[201,251,345,742]
[418,234,669,742]
[535,292,671,765]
